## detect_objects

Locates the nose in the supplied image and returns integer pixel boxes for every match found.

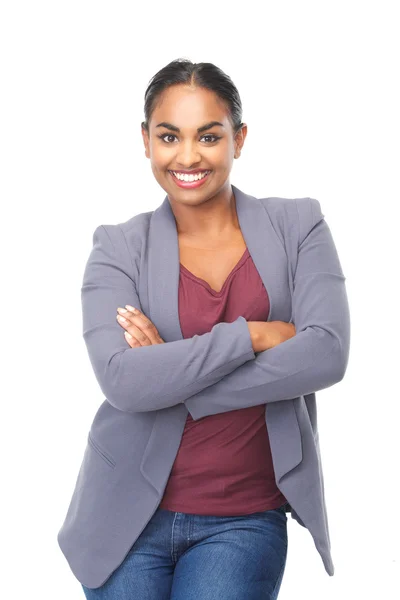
[175,140,202,168]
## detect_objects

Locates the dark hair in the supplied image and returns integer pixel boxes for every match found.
[141,58,244,135]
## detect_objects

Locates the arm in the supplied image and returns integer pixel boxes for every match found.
[81,224,255,413]
[185,200,350,420]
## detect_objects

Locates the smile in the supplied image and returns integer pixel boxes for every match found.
[169,170,212,188]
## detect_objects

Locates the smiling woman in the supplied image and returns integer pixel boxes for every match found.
[57,57,350,599]
[140,63,246,218]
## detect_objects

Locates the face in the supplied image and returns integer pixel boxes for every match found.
[141,84,247,205]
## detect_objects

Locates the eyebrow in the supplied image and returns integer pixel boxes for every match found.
[155,121,224,133]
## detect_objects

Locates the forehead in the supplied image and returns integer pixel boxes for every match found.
[151,85,230,127]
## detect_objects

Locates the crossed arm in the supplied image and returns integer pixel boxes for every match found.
[186,208,350,419]
[81,203,350,416]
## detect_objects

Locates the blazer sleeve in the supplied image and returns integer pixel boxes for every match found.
[185,198,351,420]
[81,223,256,413]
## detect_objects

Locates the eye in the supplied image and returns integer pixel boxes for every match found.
[200,134,221,143]
[158,133,177,143]
[157,133,221,144]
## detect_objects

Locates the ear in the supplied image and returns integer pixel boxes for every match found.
[234,123,247,158]
[141,123,150,159]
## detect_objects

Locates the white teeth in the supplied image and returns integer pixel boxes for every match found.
[172,171,210,182]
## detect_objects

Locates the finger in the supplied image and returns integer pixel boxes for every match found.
[124,306,159,331]
[124,328,165,347]
[123,331,142,348]
[120,306,165,345]
[116,314,152,346]
[117,311,165,345]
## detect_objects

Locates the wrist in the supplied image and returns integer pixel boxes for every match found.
[247,322,261,353]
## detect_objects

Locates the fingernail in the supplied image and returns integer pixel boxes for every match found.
[124,331,132,338]
[125,305,137,313]
[117,307,127,313]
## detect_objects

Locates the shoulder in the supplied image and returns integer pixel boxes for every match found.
[93,209,153,247]
[258,195,324,245]
[97,210,153,246]
[89,210,154,278]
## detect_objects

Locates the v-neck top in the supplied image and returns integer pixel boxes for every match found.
[179,247,250,297]
[159,247,288,516]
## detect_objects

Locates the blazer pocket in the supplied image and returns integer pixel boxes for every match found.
[88,431,116,469]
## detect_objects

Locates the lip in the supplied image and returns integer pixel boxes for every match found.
[169,170,211,189]
[170,169,209,174]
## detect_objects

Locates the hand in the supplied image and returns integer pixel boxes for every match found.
[247,321,296,353]
[116,305,165,347]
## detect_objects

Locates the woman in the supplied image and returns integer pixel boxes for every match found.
[57,58,351,599]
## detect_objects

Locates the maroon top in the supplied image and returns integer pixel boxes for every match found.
[159,247,287,515]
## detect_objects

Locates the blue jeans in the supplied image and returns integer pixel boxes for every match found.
[82,504,288,599]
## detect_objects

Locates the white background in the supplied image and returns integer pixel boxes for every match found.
[1,1,399,598]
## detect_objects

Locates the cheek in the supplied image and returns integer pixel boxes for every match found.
[151,147,173,170]
[207,143,232,165]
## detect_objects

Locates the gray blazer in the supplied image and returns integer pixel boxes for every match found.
[57,184,351,589]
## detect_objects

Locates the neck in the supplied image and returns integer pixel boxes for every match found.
[168,182,239,240]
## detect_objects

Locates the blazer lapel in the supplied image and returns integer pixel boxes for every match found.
[147,183,292,331]
[140,184,302,494]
